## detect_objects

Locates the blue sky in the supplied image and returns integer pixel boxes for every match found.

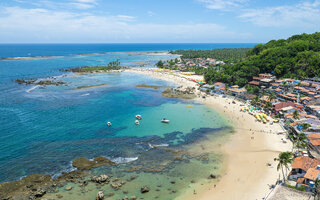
[0,0,319,43]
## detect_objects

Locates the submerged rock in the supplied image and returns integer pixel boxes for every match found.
[91,174,110,184]
[65,186,72,191]
[208,174,217,179]
[72,157,116,170]
[34,188,46,197]
[162,87,196,99]
[140,186,150,193]
[0,174,52,200]
[96,191,104,200]
[110,182,122,190]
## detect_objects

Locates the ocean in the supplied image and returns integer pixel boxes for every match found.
[0,43,255,199]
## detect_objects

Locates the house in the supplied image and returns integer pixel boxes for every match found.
[214,82,225,89]
[289,156,314,180]
[213,82,226,94]
[259,73,273,79]
[260,78,274,87]
[306,105,320,118]
[229,87,247,96]
[297,167,320,191]
[307,134,320,151]
[249,81,260,87]
[274,88,283,94]
[272,102,297,113]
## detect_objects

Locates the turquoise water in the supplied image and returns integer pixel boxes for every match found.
[0,44,249,183]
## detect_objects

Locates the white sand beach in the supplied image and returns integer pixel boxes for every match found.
[126,68,292,200]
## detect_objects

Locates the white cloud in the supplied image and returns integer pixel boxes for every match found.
[0,6,245,43]
[239,0,320,27]
[71,0,97,9]
[198,0,248,11]
[116,15,136,21]
[147,11,155,17]
[13,0,98,10]
[73,0,97,3]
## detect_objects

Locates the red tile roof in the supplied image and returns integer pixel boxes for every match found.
[273,102,297,112]
[291,157,314,171]
[215,82,224,86]
[308,134,320,146]
[305,168,320,181]
[249,81,260,86]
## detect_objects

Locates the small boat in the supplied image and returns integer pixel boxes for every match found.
[136,115,142,120]
[161,118,170,123]
[107,122,112,127]
[135,120,140,125]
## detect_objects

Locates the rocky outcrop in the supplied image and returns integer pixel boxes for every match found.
[140,186,150,193]
[162,87,196,99]
[135,84,167,90]
[0,174,52,200]
[72,157,117,170]
[91,174,110,184]
[96,191,104,200]
[15,79,66,86]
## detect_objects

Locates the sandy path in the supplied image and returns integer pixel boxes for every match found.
[126,68,292,200]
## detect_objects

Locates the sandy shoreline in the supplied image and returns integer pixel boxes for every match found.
[127,68,292,200]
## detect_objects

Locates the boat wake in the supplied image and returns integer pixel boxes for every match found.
[111,157,139,164]
[26,85,40,93]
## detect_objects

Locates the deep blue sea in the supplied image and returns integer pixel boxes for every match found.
[0,43,255,183]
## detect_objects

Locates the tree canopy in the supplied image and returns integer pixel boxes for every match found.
[204,32,320,86]
[170,48,249,64]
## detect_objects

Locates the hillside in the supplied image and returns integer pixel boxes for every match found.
[171,48,250,64]
[204,32,320,86]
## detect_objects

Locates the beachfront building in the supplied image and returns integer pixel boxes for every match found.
[260,78,274,88]
[296,167,320,192]
[272,102,299,115]
[213,82,225,94]
[306,105,320,119]
[307,134,320,154]
[289,157,317,180]
[228,85,247,97]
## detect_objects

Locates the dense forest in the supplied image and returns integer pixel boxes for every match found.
[204,32,320,86]
[170,48,250,63]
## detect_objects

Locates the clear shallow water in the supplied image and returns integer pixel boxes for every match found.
[0,44,249,183]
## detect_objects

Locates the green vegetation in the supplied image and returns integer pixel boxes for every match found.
[274,152,294,182]
[170,48,250,63]
[65,60,123,73]
[245,85,260,94]
[205,32,320,86]
[287,184,306,192]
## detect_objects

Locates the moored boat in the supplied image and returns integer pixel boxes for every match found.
[161,118,170,123]
[135,120,140,125]
[136,115,142,120]
[107,122,112,127]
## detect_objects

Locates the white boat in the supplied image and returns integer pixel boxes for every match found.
[136,115,142,120]
[135,120,140,125]
[107,122,112,127]
[161,118,170,123]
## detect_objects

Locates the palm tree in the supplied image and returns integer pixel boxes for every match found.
[295,133,308,152]
[293,110,300,120]
[251,96,260,106]
[274,152,294,182]
[302,123,311,131]
[268,92,276,102]
[264,101,273,113]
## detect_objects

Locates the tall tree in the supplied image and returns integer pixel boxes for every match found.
[274,152,294,182]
